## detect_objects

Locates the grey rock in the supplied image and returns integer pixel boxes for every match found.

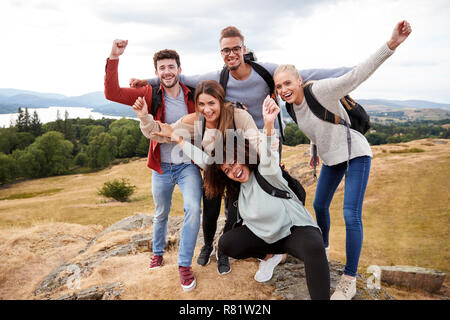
[379,265,446,293]
[268,256,395,300]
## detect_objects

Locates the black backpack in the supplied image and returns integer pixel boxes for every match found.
[285,82,370,176]
[219,55,285,141]
[285,83,370,135]
[149,85,196,117]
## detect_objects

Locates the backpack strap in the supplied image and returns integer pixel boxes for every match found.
[254,167,293,200]
[150,86,162,117]
[303,83,351,175]
[285,102,298,124]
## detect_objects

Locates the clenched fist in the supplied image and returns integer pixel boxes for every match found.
[109,39,128,60]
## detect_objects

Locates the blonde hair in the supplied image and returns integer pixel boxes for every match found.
[273,64,302,81]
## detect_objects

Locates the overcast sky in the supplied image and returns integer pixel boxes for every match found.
[1,0,449,103]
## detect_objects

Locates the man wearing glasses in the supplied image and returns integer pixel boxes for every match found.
[130,26,352,279]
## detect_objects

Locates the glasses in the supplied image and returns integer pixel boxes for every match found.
[220,45,242,56]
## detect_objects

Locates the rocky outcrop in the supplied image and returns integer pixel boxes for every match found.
[379,265,446,293]
[33,214,398,300]
[269,256,394,300]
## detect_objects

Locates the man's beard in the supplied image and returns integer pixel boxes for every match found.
[161,74,179,88]
[227,61,241,71]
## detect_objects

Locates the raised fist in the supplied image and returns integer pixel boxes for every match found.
[109,39,128,60]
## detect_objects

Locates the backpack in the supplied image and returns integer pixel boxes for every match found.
[285,82,370,177]
[149,85,196,117]
[219,55,285,141]
[284,83,370,135]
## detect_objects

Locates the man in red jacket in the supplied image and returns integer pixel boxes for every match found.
[104,39,202,292]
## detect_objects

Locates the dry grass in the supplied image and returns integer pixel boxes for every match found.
[0,222,102,299]
[0,138,449,300]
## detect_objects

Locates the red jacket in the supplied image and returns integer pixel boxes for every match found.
[104,58,196,174]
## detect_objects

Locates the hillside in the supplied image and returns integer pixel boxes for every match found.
[0,138,448,300]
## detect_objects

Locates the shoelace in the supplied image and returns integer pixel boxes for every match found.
[180,267,194,281]
[336,278,353,294]
[150,256,162,267]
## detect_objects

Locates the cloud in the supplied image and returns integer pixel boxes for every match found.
[89,0,334,53]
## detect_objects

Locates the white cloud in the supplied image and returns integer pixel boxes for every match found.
[0,0,449,103]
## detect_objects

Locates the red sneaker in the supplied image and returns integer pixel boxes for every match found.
[179,266,196,292]
[149,255,163,269]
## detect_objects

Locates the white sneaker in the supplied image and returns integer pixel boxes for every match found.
[254,254,283,282]
[331,275,357,300]
[325,247,330,262]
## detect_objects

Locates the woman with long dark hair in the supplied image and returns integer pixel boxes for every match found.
[133,80,281,276]
[153,96,330,300]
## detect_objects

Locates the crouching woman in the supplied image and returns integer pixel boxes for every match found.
[154,96,330,300]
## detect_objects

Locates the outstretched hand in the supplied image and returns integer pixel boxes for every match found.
[262,95,280,125]
[132,97,148,118]
[387,20,412,50]
[129,78,148,88]
[153,121,181,143]
[109,39,128,60]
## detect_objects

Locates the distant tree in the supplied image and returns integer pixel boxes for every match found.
[12,146,46,178]
[136,135,150,157]
[87,132,117,168]
[119,135,137,158]
[23,108,31,132]
[283,123,310,146]
[63,110,75,141]
[14,131,74,177]
[15,132,35,150]
[0,153,18,184]
[74,152,89,167]
[365,132,388,145]
[30,110,43,137]
[16,107,25,131]
[0,128,18,154]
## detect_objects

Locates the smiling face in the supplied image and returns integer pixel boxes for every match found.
[221,162,251,183]
[155,58,180,89]
[274,69,303,105]
[197,93,221,126]
[220,36,246,71]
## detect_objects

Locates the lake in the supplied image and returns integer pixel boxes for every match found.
[0,106,136,128]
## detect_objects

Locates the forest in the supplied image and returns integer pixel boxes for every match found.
[1,107,449,184]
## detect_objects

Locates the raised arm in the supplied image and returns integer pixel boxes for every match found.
[104,39,151,106]
[314,20,412,101]
[259,96,281,176]
[299,66,354,82]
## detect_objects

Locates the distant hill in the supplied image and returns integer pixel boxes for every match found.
[0,89,135,117]
[358,98,450,110]
[1,88,449,120]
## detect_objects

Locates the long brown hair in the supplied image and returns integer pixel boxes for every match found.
[203,137,259,200]
[194,80,235,135]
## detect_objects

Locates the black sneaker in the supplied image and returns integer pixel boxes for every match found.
[197,245,214,266]
[216,250,231,275]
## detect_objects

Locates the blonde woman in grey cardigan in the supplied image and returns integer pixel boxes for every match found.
[273,20,412,299]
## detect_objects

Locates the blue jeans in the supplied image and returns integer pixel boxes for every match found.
[151,163,202,267]
[313,156,371,277]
